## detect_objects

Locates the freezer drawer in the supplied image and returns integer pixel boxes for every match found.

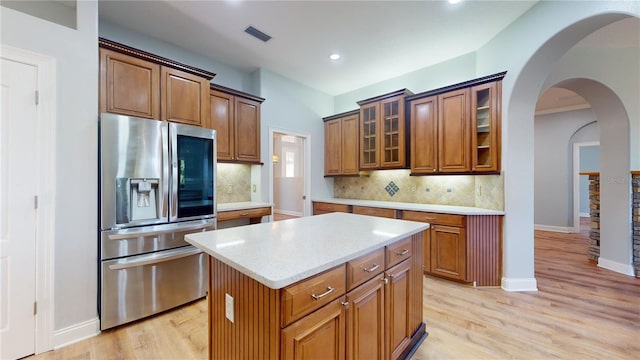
[100,245,208,330]
[101,219,216,260]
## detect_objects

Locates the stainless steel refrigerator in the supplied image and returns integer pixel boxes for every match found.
[98,113,216,330]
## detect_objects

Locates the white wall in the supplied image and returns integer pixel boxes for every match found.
[255,68,335,204]
[99,21,252,92]
[1,1,99,335]
[474,0,638,287]
[534,109,597,229]
[334,52,477,113]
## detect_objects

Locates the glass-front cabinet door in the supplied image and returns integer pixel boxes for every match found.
[471,81,500,173]
[360,103,379,169]
[381,95,406,167]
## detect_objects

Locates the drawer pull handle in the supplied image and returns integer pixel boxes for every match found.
[396,249,409,256]
[240,212,249,216]
[363,264,380,273]
[311,286,335,300]
[424,217,436,220]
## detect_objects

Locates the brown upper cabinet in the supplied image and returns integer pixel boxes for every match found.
[323,110,359,176]
[208,84,264,164]
[357,89,413,170]
[99,38,215,126]
[408,72,505,175]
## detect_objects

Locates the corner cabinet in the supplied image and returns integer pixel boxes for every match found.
[408,72,504,175]
[208,84,264,164]
[99,38,215,126]
[323,110,360,176]
[357,89,413,170]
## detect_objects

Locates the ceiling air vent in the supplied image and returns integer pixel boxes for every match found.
[244,26,272,42]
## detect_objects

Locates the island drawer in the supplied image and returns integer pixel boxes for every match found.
[386,237,413,268]
[217,206,271,222]
[352,205,397,219]
[346,248,385,291]
[281,264,346,327]
[401,210,465,227]
[313,202,351,215]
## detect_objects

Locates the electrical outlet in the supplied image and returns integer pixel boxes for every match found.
[225,184,233,194]
[477,185,482,196]
[225,293,234,323]
[410,185,417,192]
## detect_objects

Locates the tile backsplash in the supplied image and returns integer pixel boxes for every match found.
[216,163,251,203]
[333,169,504,210]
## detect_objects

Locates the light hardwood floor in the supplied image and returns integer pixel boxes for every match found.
[27,219,639,360]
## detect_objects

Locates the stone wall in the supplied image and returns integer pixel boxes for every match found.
[586,174,600,261]
[632,172,640,278]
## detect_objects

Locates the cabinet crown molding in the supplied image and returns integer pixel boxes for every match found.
[356,88,414,106]
[210,83,265,103]
[406,71,507,101]
[322,109,359,122]
[99,37,216,80]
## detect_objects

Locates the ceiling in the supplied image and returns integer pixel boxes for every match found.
[98,1,639,112]
[98,0,539,95]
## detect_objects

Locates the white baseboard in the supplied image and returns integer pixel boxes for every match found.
[501,277,538,292]
[598,258,635,276]
[274,209,303,217]
[53,317,100,349]
[534,224,573,233]
[579,212,590,218]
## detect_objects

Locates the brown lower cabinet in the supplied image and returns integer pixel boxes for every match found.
[312,201,502,287]
[207,232,425,360]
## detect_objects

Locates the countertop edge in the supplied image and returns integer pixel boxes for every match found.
[186,216,429,289]
[217,201,273,212]
[312,198,505,215]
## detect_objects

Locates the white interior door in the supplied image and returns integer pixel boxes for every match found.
[0,58,39,359]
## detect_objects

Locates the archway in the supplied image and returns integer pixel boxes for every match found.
[501,11,638,290]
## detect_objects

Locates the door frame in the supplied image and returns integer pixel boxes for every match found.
[268,126,311,218]
[572,141,599,233]
[1,45,56,353]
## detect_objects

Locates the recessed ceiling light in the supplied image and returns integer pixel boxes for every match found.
[448,0,462,4]
[329,53,341,61]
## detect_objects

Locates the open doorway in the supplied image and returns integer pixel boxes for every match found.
[270,129,311,221]
[573,141,600,233]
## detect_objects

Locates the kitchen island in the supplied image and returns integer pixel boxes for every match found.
[186,212,430,360]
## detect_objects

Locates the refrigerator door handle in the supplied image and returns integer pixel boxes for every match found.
[106,221,216,240]
[108,246,203,270]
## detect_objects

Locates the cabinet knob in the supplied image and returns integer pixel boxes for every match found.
[382,277,389,284]
[341,301,350,309]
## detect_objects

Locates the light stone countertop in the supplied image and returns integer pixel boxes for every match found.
[313,198,505,216]
[185,212,429,289]
[217,201,272,212]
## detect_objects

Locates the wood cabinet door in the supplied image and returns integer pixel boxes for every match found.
[99,48,160,119]
[438,88,471,173]
[430,225,466,281]
[471,81,500,173]
[409,95,438,174]
[346,276,385,360]
[209,90,235,161]
[161,67,210,126]
[360,103,380,169]
[385,259,412,360]
[234,97,261,163]
[341,114,360,175]
[380,96,406,168]
[282,296,346,360]
[325,119,342,176]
